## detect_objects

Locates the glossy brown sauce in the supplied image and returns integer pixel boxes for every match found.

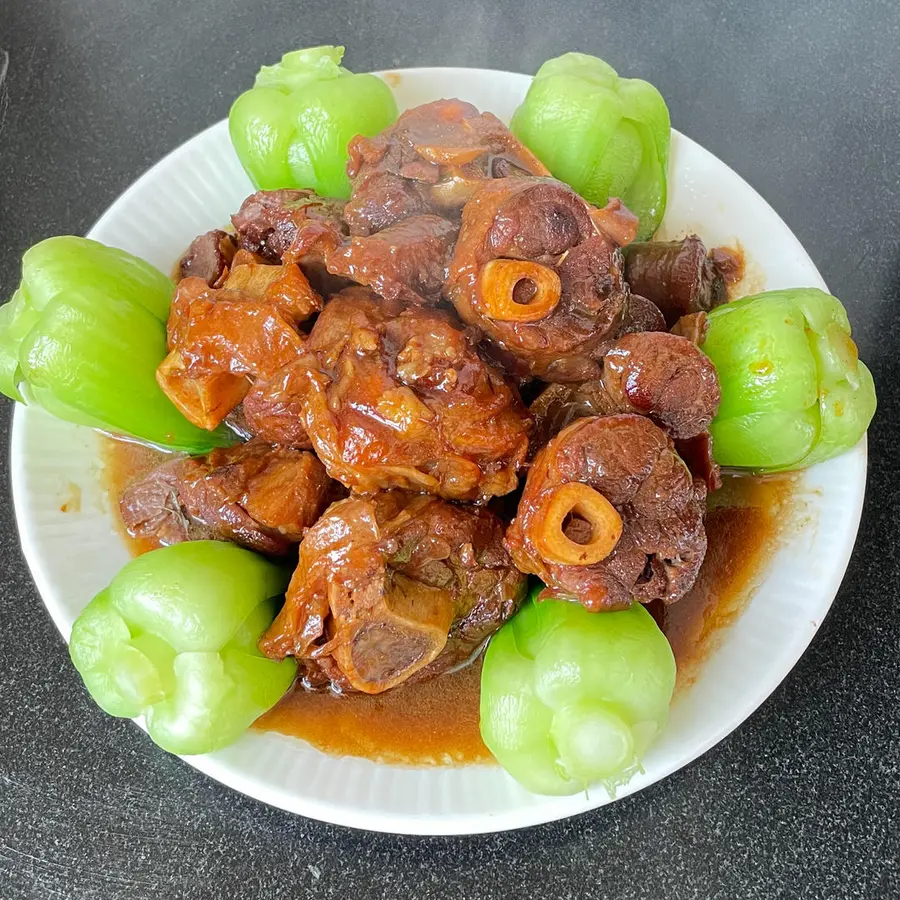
[101,437,173,555]
[652,472,796,689]
[260,659,491,765]
[100,435,796,766]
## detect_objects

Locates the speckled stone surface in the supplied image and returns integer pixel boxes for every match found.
[1,2,899,898]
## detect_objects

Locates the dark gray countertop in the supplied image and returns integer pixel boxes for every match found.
[1,2,899,898]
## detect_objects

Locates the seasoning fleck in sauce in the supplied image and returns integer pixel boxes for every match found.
[101,435,796,766]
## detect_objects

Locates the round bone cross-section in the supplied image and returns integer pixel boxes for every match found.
[445,177,633,382]
[259,491,527,693]
[505,414,708,611]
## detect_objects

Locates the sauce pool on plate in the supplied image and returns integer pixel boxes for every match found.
[101,436,796,766]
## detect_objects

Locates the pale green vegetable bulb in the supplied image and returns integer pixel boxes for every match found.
[229,44,399,197]
[69,542,296,756]
[0,236,233,453]
[704,287,877,470]
[480,587,676,796]
[511,52,671,240]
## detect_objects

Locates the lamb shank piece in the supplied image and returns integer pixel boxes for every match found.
[259,491,527,693]
[505,414,708,612]
[445,177,640,382]
[623,235,728,327]
[268,287,531,502]
[120,440,331,556]
[343,98,549,236]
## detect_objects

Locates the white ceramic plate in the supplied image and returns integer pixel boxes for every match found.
[11,68,867,835]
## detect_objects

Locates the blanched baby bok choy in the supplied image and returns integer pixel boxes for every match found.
[69,541,296,755]
[229,45,399,198]
[480,587,675,796]
[511,52,670,240]
[703,288,876,471]
[0,236,232,452]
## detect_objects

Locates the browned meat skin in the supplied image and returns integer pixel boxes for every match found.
[242,367,312,449]
[344,99,549,236]
[272,287,530,501]
[505,415,707,611]
[156,271,318,431]
[119,441,331,556]
[445,177,634,383]
[231,189,346,262]
[259,491,527,694]
[624,235,728,327]
[323,214,458,306]
[619,294,667,335]
[601,331,721,441]
[178,230,237,287]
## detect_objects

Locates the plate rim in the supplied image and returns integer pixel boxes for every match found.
[9,66,869,835]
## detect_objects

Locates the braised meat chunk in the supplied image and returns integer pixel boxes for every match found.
[291,213,458,307]
[241,367,312,449]
[445,177,636,382]
[259,491,527,693]
[220,253,322,323]
[156,267,319,431]
[529,331,720,451]
[323,214,458,306]
[505,415,707,611]
[344,99,549,235]
[529,380,619,452]
[601,331,721,440]
[120,440,331,556]
[270,288,531,501]
[231,189,346,263]
[178,229,237,287]
[230,188,351,296]
[619,294,667,335]
[624,235,728,327]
